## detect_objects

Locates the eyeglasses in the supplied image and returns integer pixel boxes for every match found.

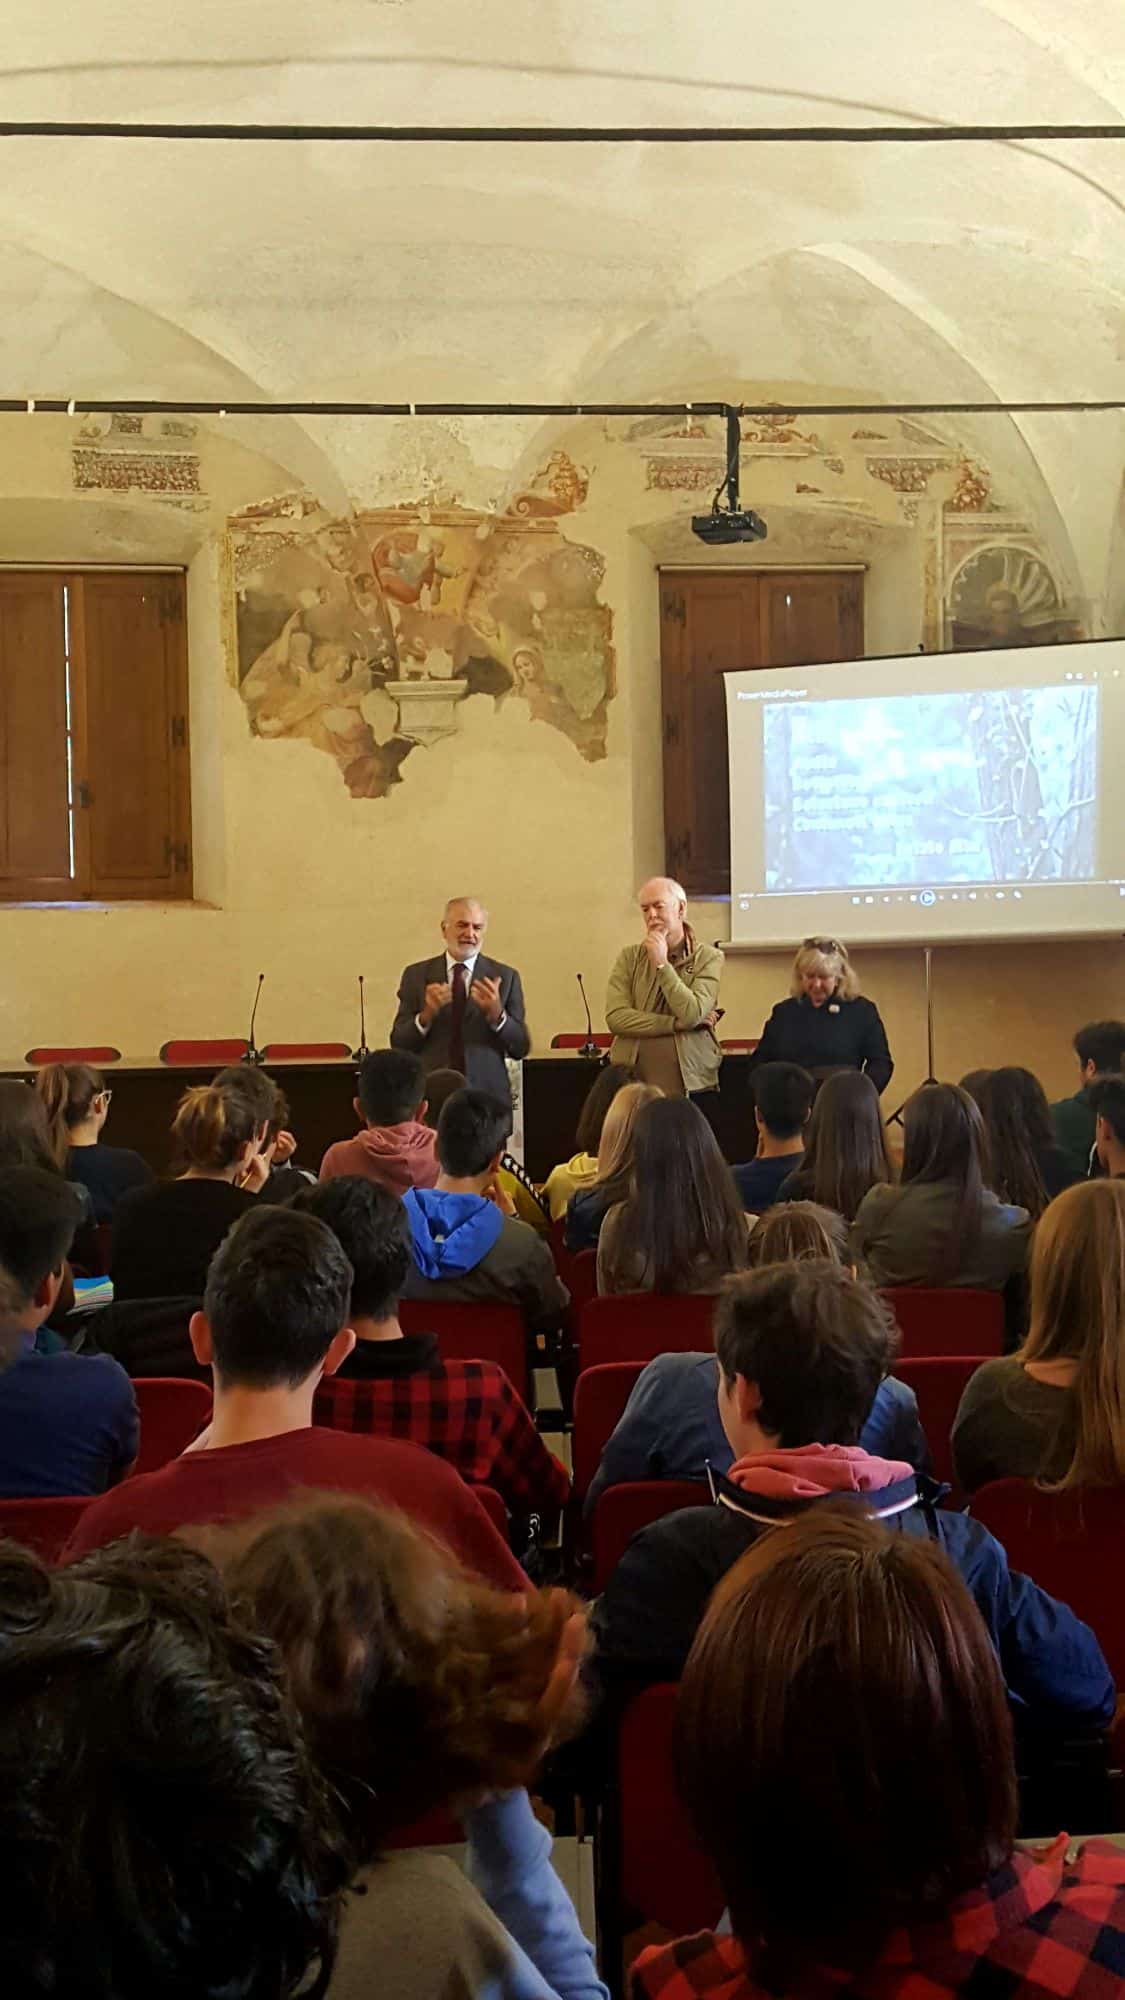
[99,1089,113,1107]
[801,937,843,956]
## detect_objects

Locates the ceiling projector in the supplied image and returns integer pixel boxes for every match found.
[690,405,768,545]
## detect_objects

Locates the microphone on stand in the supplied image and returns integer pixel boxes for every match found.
[576,972,602,1061]
[243,973,266,1065]
[352,975,369,1063]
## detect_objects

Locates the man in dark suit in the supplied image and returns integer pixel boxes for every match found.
[390,897,530,1105]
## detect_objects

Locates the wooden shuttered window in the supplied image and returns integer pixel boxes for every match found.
[0,570,191,902]
[659,568,864,897]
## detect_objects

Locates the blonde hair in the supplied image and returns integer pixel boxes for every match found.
[1020,1179,1125,1489]
[595,1081,662,1188]
[748,1201,848,1267]
[790,939,860,1003]
[171,1081,262,1174]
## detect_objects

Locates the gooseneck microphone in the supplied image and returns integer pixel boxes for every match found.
[243,972,266,1065]
[576,972,602,1061]
[352,975,369,1063]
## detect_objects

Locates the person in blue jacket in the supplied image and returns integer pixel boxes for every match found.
[591,1263,1114,1740]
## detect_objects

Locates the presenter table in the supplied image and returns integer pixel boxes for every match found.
[6,1053,756,1181]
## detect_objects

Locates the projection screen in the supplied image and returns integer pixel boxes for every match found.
[725,639,1125,947]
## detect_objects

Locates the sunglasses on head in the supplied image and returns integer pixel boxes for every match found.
[802,937,842,956]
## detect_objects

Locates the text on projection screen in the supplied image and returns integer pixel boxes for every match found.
[724,640,1124,947]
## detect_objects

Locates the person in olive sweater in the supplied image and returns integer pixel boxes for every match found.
[747,937,893,1094]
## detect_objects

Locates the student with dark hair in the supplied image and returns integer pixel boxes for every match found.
[0,1167,137,1497]
[419,1066,546,1231]
[319,1049,438,1195]
[1051,1018,1125,1179]
[36,1061,151,1220]
[298,1177,568,1521]
[978,1066,1078,1218]
[212,1065,310,1196]
[776,1067,894,1223]
[0,1536,349,2000]
[1091,1073,1125,1179]
[402,1089,567,1348]
[109,1074,273,1301]
[584,1204,928,1513]
[850,1081,1031,1291]
[543,1063,636,1221]
[0,1081,94,1311]
[210,1496,605,2000]
[66,1204,525,1588]
[591,1261,1112,1738]
[631,1510,1125,2000]
[597,1097,749,1295]
[731,1062,813,1213]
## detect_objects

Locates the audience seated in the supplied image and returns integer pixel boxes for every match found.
[1050,1018,1125,1180]
[0,1076,93,1271]
[402,1089,567,1351]
[731,1062,812,1213]
[597,1097,749,1296]
[0,1536,350,2000]
[977,1065,1079,1218]
[850,1082,1031,1292]
[544,1063,636,1221]
[1090,1073,1125,1179]
[67,1204,525,1587]
[110,1075,273,1301]
[564,1081,661,1253]
[319,1049,438,1195]
[584,1204,928,1513]
[952,1179,1125,1495]
[36,1060,151,1220]
[0,1167,137,1497]
[209,1495,607,2000]
[630,1509,1125,2000]
[591,1261,1112,1740]
[424,1065,550,1234]
[211,1064,311,1195]
[775,1068,894,1222]
[297,1175,569,1521]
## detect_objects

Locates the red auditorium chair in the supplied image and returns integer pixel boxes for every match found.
[882,1287,1003,1359]
[579,1292,718,1371]
[470,1485,508,1539]
[0,1494,91,1562]
[261,1042,351,1061]
[719,1037,760,1051]
[597,1682,724,1990]
[591,1478,710,1592]
[971,1479,1125,1684]
[893,1355,984,1501]
[159,1039,250,1065]
[398,1298,529,1406]
[573,1362,644,1500]
[549,1033,612,1050]
[25,1045,122,1066]
[131,1377,213,1475]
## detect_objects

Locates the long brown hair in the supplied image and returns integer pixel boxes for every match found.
[592,1080,661,1208]
[790,1070,893,1223]
[677,1508,1016,1979]
[748,1201,847,1267]
[35,1063,105,1164]
[978,1066,1053,1221]
[1020,1179,1125,1488]
[205,1496,588,1862]
[604,1096,748,1294]
[899,1082,986,1279]
[0,1081,60,1175]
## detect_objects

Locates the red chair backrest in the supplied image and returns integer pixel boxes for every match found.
[971,1480,1125,1683]
[882,1288,1003,1359]
[132,1377,214,1475]
[579,1292,718,1370]
[399,1299,529,1405]
[159,1039,250,1066]
[261,1042,351,1061]
[617,1683,724,1938]
[892,1356,984,1497]
[572,1362,644,1497]
[591,1479,710,1592]
[0,1494,91,1562]
[25,1045,122,1066]
[718,1038,760,1051]
[550,1033,612,1049]
[470,1485,508,1538]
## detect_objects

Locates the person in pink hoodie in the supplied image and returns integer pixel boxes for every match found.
[319,1050,438,1197]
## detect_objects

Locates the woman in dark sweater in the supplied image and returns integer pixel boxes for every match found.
[748,938,893,1093]
[975,1066,1079,1219]
[36,1062,151,1223]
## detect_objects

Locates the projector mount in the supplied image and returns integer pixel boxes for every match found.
[691,405,768,546]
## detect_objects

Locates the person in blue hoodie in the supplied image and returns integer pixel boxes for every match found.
[591,1261,1114,1746]
[402,1089,568,1358]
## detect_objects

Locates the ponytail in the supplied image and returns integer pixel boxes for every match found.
[33,1064,102,1169]
[172,1083,261,1174]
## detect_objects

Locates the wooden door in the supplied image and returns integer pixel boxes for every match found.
[0,573,73,897]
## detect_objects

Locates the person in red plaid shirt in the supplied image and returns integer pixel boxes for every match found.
[630,1507,1125,2000]
[297,1176,569,1524]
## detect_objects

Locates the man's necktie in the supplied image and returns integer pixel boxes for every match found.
[449,961,468,1073]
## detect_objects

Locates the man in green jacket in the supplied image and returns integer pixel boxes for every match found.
[605,877,723,1098]
[1050,1018,1125,1180]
